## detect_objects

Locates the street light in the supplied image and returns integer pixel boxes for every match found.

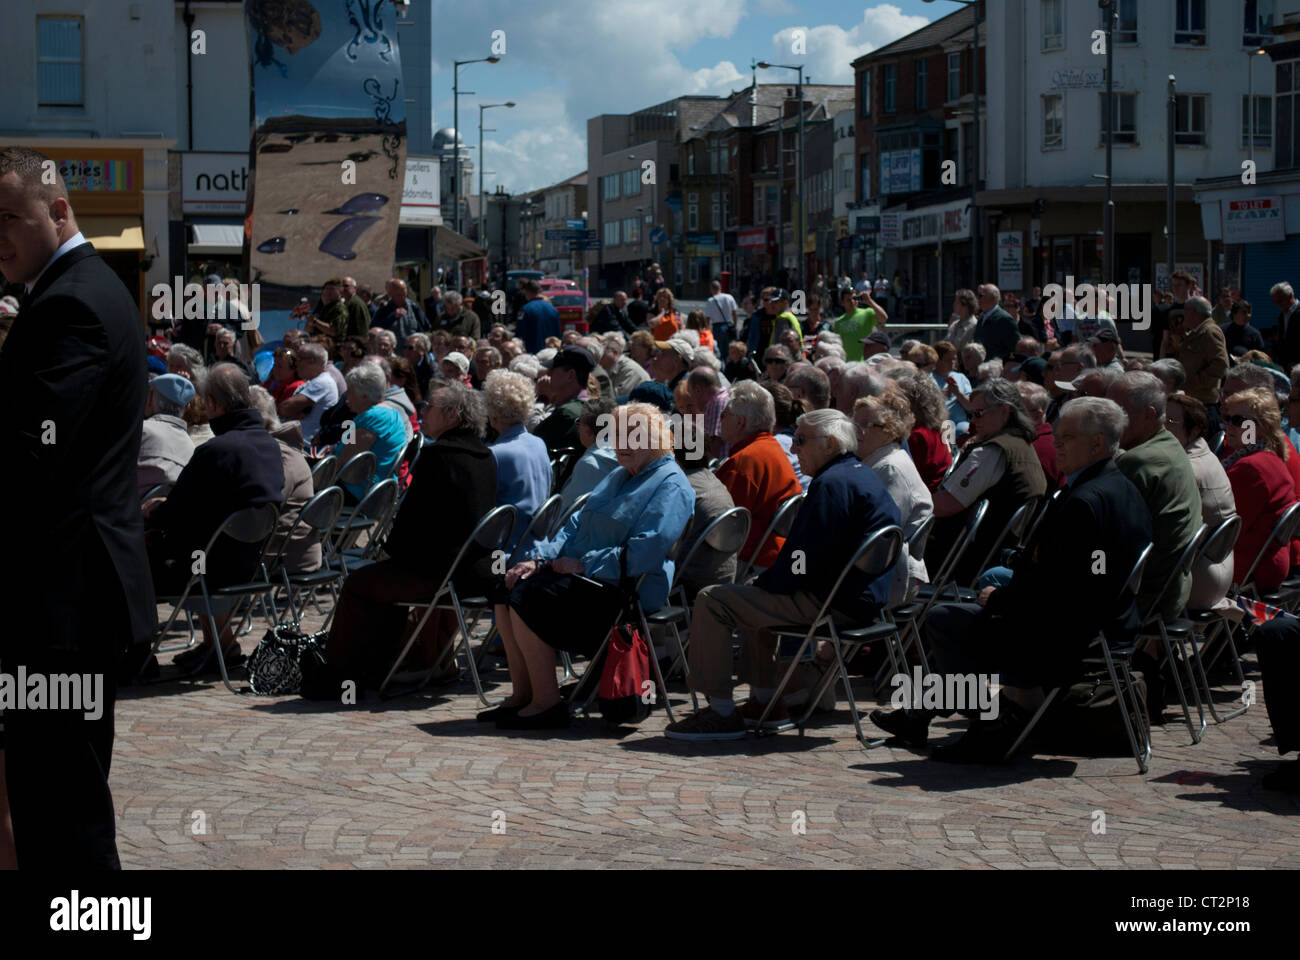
[1100,0,1116,284]
[923,0,982,278]
[758,60,805,287]
[452,55,501,236]
[1248,46,1268,167]
[479,101,515,251]
[629,152,657,269]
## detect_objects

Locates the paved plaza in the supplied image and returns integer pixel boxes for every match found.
[111,632,1300,870]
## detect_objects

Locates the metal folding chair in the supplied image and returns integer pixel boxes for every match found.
[145,503,282,694]
[309,455,339,491]
[1239,500,1300,610]
[737,492,806,582]
[380,505,518,702]
[1021,488,1062,555]
[758,525,905,743]
[140,481,175,502]
[550,491,591,537]
[335,449,377,492]
[1183,515,1247,723]
[390,431,424,480]
[1005,543,1155,773]
[334,477,400,573]
[274,486,347,625]
[549,447,584,493]
[964,497,1041,589]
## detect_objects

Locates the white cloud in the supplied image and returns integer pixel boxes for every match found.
[772,5,932,84]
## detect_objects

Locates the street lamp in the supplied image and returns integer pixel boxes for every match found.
[478,101,515,251]
[629,152,657,270]
[452,55,501,236]
[923,0,982,278]
[758,60,805,288]
[1248,46,1269,167]
[1100,0,1116,284]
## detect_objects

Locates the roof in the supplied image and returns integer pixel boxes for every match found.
[851,5,975,65]
[433,226,486,261]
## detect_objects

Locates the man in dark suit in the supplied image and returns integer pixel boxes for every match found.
[0,146,156,868]
[973,283,1020,361]
[590,290,635,335]
[871,395,1152,762]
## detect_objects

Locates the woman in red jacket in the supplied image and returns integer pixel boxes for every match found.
[1220,387,1300,594]
[895,372,953,490]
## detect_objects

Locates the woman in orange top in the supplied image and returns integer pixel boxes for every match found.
[686,309,714,351]
[649,288,681,340]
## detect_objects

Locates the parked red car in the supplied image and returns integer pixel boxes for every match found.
[543,290,589,333]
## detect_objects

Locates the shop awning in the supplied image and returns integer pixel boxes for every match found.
[82,216,144,251]
[432,225,485,261]
[188,220,245,255]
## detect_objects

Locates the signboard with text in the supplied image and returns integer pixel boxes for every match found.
[997,231,1024,292]
[1222,196,1286,244]
[182,152,248,213]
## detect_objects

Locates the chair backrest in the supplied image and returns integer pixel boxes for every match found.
[1119,542,1154,610]
[670,506,752,593]
[309,455,339,490]
[335,477,399,555]
[336,450,377,489]
[269,485,345,572]
[1237,499,1300,589]
[550,447,583,492]
[1200,514,1241,567]
[389,431,423,479]
[1140,523,1208,624]
[814,524,904,626]
[443,505,518,598]
[906,514,936,563]
[1209,430,1225,456]
[551,492,591,537]
[967,497,1040,587]
[739,491,806,580]
[1023,488,1062,547]
[930,497,989,594]
[141,481,174,502]
[510,494,565,564]
[192,502,281,589]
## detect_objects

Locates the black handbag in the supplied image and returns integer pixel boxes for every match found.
[246,622,328,696]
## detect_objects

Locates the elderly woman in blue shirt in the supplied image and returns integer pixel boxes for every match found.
[481,402,695,731]
[484,368,552,553]
[333,360,407,503]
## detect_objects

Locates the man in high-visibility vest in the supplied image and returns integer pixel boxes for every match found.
[746,288,802,361]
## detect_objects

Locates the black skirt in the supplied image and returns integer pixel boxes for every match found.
[507,567,626,658]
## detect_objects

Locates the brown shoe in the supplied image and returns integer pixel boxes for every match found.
[740,696,790,729]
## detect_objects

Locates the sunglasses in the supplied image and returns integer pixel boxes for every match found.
[765,357,788,365]
[1223,414,1252,427]
[970,407,998,420]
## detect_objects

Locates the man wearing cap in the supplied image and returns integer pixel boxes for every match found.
[860,329,891,360]
[1088,327,1125,372]
[746,288,803,362]
[440,351,472,385]
[138,374,196,496]
[534,346,593,454]
[652,336,693,392]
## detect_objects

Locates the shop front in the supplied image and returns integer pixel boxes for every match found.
[880,197,970,322]
[179,151,248,284]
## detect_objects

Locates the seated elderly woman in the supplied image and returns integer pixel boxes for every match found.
[332,360,408,503]
[483,403,695,730]
[853,391,934,605]
[485,369,552,553]
[1166,392,1236,610]
[558,398,621,513]
[249,386,321,575]
[894,373,953,490]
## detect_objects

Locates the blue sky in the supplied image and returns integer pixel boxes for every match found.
[429,1,942,196]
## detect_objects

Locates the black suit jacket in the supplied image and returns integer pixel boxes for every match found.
[0,242,156,663]
[974,305,1019,360]
[983,458,1151,685]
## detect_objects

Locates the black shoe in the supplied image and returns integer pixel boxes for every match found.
[869,708,931,748]
[1261,760,1300,793]
[496,702,571,730]
[177,643,244,677]
[477,704,520,723]
[931,718,1018,765]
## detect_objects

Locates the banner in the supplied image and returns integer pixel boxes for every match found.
[244,0,407,311]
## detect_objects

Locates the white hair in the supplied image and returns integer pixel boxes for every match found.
[248,384,281,431]
[484,369,536,425]
[1272,282,1294,300]
[692,346,721,371]
[840,362,887,404]
[509,355,543,380]
[727,380,776,435]
[1116,370,1167,421]
[298,342,328,364]
[345,360,387,405]
[1062,396,1128,454]
[798,408,858,455]
[602,331,626,352]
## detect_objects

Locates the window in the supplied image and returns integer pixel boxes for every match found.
[711,192,720,228]
[1175,0,1206,46]
[1101,93,1138,145]
[860,69,871,117]
[622,169,641,197]
[1277,59,1298,168]
[947,52,962,101]
[1245,0,1275,47]
[623,217,640,244]
[1042,0,1063,51]
[860,152,871,201]
[37,16,83,106]
[602,174,620,202]
[754,184,763,222]
[915,59,928,110]
[1242,94,1273,148]
[839,154,854,190]
[688,153,696,175]
[765,185,778,223]
[1043,94,1064,149]
[1114,0,1138,44]
[1175,94,1208,145]
[883,64,897,113]
[603,220,621,246]
[688,203,698,231]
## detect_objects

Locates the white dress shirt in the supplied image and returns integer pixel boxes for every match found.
[25,231,87,294]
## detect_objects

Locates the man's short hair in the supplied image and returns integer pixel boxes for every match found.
[0,146,68,204]
[1061,396,1128,455]
[205,362,252,412]
[727,380,776,435]
[602,331,626,352]
[1186,296,1212,318]
[1149,358,1187,393]
[1225,362,1274,392]
[687,365,721,391]
[523,278,542,295]
[443,290,463,309]
[1016,380,1050,413]
[1116,371,1167,421]
[785,364,830,407]
[1271,282,1294,300]
[298,342,328,365]
[1062,344,1097,369]
[798,408,858,456]
[406,332,430,352]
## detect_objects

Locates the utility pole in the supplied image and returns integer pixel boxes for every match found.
[1102,0,1115,283]
[1166,75,1177,281]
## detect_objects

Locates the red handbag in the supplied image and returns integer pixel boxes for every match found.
[596,547,653,724]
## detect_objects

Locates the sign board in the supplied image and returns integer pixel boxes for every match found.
[736,227,767,249]
[881,213,900,245]
[883,198,970,248]
[880,149,922,196]
[567,239,602,250]
[650,227,668,245]
[565,218,586,229]
[1154,262,1206,293]
[182,153,248,213]
[1049,66,1126,89]
[1029,218,1042,248]
[1222,196,1286,244]
[997,231,1024,292]
[856,216,881,234]
[400,156,440,226]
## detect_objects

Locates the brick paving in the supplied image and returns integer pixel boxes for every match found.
[109,626,1300,869]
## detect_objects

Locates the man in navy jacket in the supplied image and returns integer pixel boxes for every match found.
[666,409,900,741]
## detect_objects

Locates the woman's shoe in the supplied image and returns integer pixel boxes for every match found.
[496,702,571,730]
[476,704,521,723]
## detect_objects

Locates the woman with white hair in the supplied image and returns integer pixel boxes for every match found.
[168,342,215,445]
[331,360,407,503]
[486,403,695,731]
[484,369,552,552]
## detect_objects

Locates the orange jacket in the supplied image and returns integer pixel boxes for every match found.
[651,311,682,341]
[714,432,802,568]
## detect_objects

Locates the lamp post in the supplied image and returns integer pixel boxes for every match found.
[1167,75,1177,282]
[452,55,500,236]
[923,0,982,278]
[1100,0,1116,283]
[628,152,657,273]
[758,61,805,287]
[478,101,515,252]
[1248,47,1268,168]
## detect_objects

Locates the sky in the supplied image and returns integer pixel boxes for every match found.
[429,0,941,198]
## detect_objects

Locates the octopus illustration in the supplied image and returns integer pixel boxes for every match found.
[248,0,322,76]
[345,0,394,62]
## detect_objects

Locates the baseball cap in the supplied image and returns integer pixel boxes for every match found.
[763,288,790,303]
[442,351,470,374]
[624,381,674,411]
[1087,327,1120,345]
[654,338,694,362]
[860,330,892,349]
[550,345,595,380]
[1020,357,1048,386]
[149,373,196,407]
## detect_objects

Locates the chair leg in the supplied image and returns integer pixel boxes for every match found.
[1215,619,1253,722]
[640,610,676,725]
[568,635,611,716]
[1002,687,1059,761]
[1157,625,1205,745]
[379,600,439,697]
[754,628,819,735]
[455,600,501,708]
[1103,651,1149,775]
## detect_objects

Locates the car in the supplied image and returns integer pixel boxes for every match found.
[543,290,590,334]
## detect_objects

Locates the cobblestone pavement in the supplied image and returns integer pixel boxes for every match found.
[110,627,1300,870]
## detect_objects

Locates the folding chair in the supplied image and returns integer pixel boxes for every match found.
[1021,488,1062,552]
[309,455,339,491]
[273,486,347,625]
[332,449,378,525]
[736,492,806,582]
[963,498,1041,589]
[140,481,175,502]
[334,477,400,572]
[1240,500,1300,611]
[550,491,591,537]
[756,525,904,743]
[550,447,584,492]
[646,506,753,706]
[1209,431,1225,456]
[1004,543,1154,774]
[380,505,517,702]
[1183,515,1248,723]
[1134,523,1210,744]
[389,431,424,480]
[145,503,282,694]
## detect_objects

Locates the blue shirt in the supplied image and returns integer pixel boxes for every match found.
[516,297,561,354]
[933,370,970,436]
[490,423,553,551]
[558,444,621,513]
[531,454,695,613]
[334,404,406,499]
